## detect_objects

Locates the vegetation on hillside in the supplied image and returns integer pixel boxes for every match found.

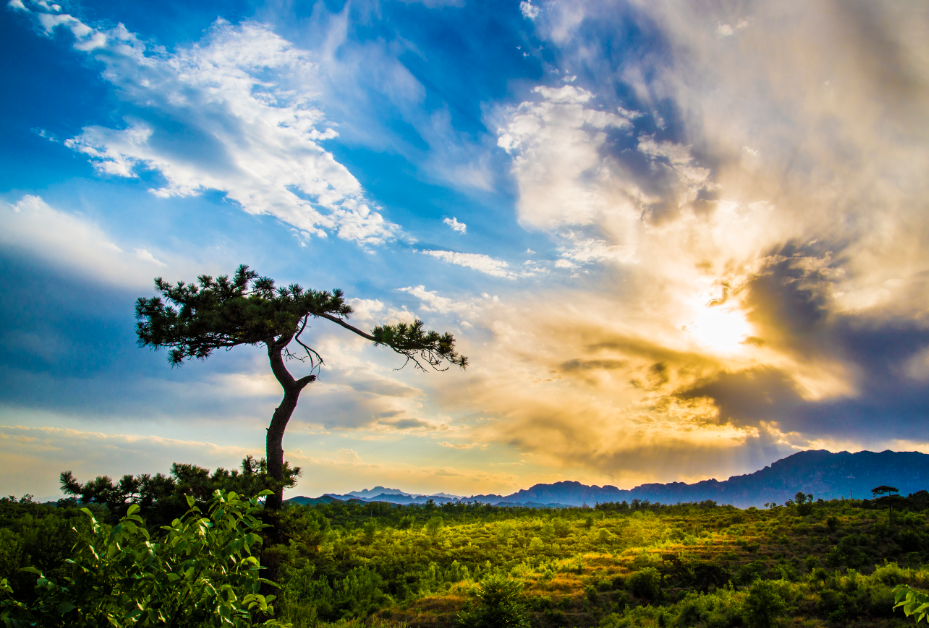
[3,483,929,627]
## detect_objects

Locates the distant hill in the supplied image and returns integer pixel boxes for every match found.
[286,495,344,506]
[285,449,929,509]
[344,487,411,498]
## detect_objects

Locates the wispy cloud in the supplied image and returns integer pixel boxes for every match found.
[520,1,540,21]
[438,441,486,450]
[419,250,520,279]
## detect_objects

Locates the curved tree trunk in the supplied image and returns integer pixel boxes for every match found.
[264,336,315,511]
[261,337,315,591]
[265,387,299,512]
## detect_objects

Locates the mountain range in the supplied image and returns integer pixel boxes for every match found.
[286,449,929,509]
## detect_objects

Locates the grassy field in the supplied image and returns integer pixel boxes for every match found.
[271,497,929,627]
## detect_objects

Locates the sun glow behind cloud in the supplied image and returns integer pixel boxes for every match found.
[684,304,754,355]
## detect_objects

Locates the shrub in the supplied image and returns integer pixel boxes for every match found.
[742,580,788,628]
[897,529,922,553]
[586,584,599,602]
[872,561,908,585]
[457,573,529,628]
[627,567,662,602]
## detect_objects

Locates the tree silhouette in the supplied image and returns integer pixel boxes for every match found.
[136,265,467,515]
[871,485,902,524]
[871,485,899,498]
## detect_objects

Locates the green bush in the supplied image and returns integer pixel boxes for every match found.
[742,580,787,628]
[457,573,529,628]
[0,490,285,627]
[627,567,662,602]
[585,584,599,602]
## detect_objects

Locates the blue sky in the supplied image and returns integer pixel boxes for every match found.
[2,0,929,500]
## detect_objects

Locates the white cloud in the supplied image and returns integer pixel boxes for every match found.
[0,195,174,288]
[419,249,523,279]
[19,4,400,245]
[557,233,637,267]
[443,216,467,233]
[134,248,167,267]
[520,0,540,20]
[344,297,418,328]
[397,285,485,321]
[346,298,385,324]
[496,85,636,230]
[715,19,749,38]
[399,285,457,312]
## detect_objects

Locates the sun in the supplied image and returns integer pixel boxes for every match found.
[684,304,754,354]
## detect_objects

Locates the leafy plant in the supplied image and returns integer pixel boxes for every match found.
[0,490,287,627]
[894,584,929,623]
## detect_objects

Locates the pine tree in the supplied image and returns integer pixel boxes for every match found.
[136,265,467,515]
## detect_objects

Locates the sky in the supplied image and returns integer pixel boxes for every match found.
[2,0,928,501]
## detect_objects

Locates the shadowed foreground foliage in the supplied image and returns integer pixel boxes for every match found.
[1,490,285,627]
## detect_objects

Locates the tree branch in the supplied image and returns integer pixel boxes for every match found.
[315,312,377,341]
[296,374,317,390]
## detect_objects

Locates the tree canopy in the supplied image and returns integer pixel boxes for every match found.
[136,264,466,372]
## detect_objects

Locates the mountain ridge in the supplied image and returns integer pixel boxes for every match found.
[286,449,929,509]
